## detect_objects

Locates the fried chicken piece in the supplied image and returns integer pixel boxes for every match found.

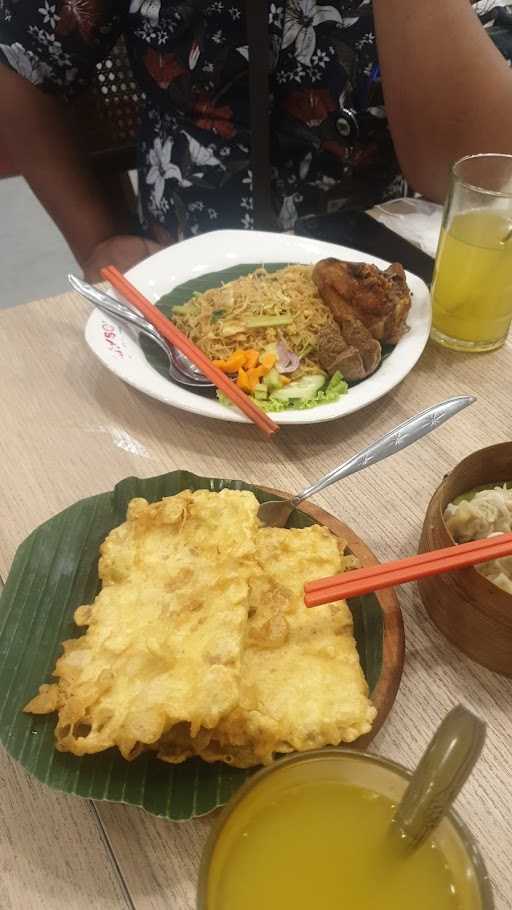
[378,263,412,344]
[313,258,411,346]
[24,490,260,759]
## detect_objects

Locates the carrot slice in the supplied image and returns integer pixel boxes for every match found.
[237,366,251,392]
[213,350,247,373]
[244,349,260,370]
[247,366,268,389]
[260,352,277,371]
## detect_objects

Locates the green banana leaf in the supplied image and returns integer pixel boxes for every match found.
[0,472,382,820]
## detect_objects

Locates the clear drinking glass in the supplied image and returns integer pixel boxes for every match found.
[197,749,493,910]
[431,153,512,351]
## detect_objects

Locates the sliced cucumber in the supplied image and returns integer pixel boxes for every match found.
[271,374,325,403]
[220,323,245,336]
[244,315,292,328]
[263,367,282,391]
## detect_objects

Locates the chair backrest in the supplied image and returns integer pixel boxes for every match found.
[72,37,139,176]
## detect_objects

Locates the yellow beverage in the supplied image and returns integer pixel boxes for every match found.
[207,777,464,910]
[431,211,512,350]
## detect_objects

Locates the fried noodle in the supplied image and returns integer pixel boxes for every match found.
[171,265,338,372]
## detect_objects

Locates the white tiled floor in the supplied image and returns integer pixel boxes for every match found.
[0,176,79,309]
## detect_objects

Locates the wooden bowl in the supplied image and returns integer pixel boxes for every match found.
[418,443,512,676]
[267,487,405,746]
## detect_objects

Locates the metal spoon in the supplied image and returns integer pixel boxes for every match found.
[392,704,486,848]
[258,395,476,526]
[69,275,214,388]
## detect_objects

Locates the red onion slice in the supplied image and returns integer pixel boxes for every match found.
[276,341,300,373]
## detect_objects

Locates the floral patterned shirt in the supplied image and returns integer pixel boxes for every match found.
[1,1,511,241]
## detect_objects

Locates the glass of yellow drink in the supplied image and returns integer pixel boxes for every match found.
[431,153,512,351]
[197,749,493,910]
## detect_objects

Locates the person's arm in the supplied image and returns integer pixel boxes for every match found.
[0,64,114,265]
[0,65,161,281]
[373,0,512,201]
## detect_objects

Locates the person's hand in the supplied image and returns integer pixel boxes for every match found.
[83,235,165,283]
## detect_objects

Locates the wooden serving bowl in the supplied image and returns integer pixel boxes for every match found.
[418,443,512,676]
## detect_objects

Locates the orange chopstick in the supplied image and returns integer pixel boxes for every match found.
[100,266,279,437]
[304,532,512,606]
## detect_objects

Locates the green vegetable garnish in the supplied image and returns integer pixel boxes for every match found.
[218,372,348,413]
[263,367,283,392]
[270,374,325,403]
[244,315,293,328]
[261,372,347,411]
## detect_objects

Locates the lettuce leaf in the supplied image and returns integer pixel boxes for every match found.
[217,372,348,413]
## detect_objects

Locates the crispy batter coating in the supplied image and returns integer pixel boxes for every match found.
[24,490,259,758]
[193,526,375,767]
[25,493,375,767]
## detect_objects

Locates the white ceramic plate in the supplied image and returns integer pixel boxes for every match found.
[85,230,432,425]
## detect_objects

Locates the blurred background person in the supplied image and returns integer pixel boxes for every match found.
[1,1,511,280]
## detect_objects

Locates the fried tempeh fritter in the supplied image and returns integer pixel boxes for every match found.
[192,525,376,768]
[25,492,376,767]
[24,490,259,758]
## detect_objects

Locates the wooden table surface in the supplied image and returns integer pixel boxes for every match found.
[0,290,511,910]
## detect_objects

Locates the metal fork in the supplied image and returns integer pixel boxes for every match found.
[258,396,476,526]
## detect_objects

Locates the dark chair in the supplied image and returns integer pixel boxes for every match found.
[71,37,139,229]
[75,37,138,176]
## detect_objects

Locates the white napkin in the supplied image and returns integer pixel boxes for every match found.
[370,198,443,258]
